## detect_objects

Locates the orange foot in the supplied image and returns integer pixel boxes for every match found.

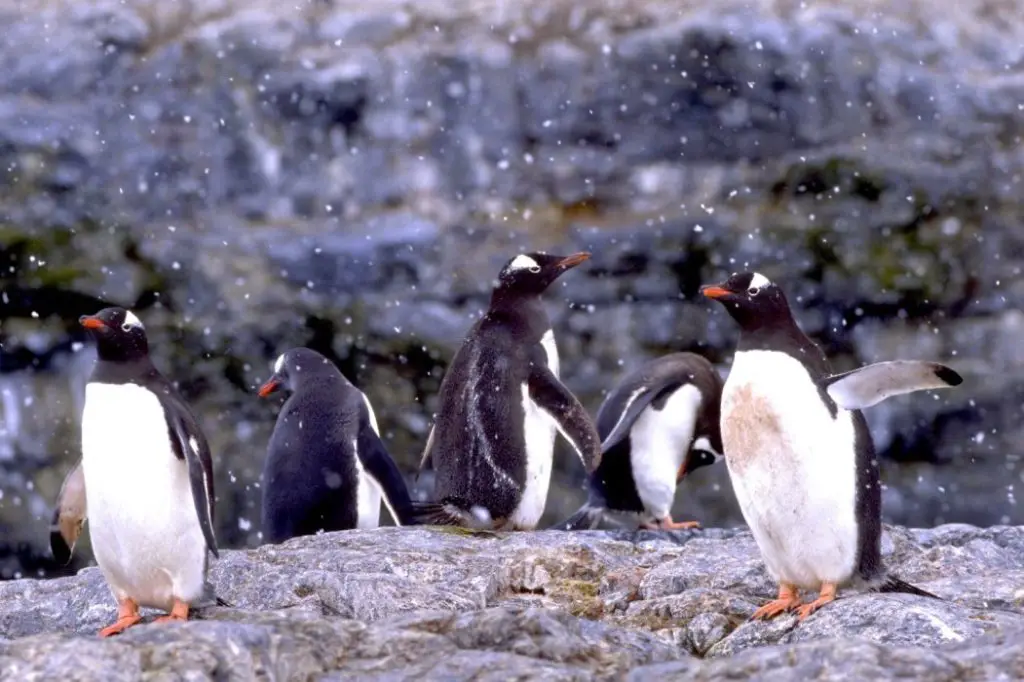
[752,583,802,621]
[153,599,190,624]
[641,516,701,531]
[99,598,142,637]
[796,582,837,621]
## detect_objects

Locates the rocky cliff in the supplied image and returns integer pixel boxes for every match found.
[2,526,1024,679]
[1,0,1022,576]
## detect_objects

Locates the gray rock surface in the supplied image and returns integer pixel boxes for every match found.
[1,525,1023,678]
[0,0,1021,576]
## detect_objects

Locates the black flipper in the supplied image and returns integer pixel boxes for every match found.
[875,575,941,599]
[596,376,689,453]
[821,360,963,410]
[356,392,416,526]
[157,387,219,558]
[50,460,87,565]
[526,347,602,472]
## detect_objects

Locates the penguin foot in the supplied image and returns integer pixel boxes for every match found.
[153,599,190,624]
[751,583,801,620]
[795,582,837,621]
[99,598,142,637]
[646,516,701,531]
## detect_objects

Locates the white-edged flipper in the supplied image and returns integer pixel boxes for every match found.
[823,361,963,410]
[50,460,87,565]
[526,355,602,472]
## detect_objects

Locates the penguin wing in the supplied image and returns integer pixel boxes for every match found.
[158,390,219,558]
[821,360,963,410]
[596,375,688,453]
[357,401,416,526]
[526,352,602,472]
[50,460,87,565]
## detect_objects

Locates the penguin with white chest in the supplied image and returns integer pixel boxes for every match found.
[413,252,602,530]
[701,272,962,621]
[258,347,416,542]
[554,353,724,531]
[76,307,219,636]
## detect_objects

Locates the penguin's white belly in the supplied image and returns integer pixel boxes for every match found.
[722,350,859,589]
[353,444,381,529]
[82,383,207,610]
[509,331,559,529]
[629,384,702,520]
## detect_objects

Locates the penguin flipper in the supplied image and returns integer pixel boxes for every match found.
[597,375,690,453]
[822,360,963,410]
[357,427,416,526]
[527,359,602,472]
[50,460,87,565]
[159,392,219,558]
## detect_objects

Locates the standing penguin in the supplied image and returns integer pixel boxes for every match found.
[77,307,218,636]
[257,347,416,543]
[554,353,724,531]
[701,272,962,620]
[413,252,602,530]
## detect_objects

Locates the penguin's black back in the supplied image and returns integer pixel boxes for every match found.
[589,353,723,512]
[429,302,549,523]
[261,374,364,543]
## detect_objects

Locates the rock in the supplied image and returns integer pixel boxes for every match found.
[2,0,1023,576]
[0,525,1023,678]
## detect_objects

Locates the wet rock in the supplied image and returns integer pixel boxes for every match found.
[0,525,1023,678]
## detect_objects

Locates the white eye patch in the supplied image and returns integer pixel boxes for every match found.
[749,272,771,290]
[507,254,541,273]
[273,353,286,373]
[121,310,144,330]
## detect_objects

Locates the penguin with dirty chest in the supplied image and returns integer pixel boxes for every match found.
[702,271,962,620]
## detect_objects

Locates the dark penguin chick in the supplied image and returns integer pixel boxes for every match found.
[412,252,602,530]
[701,271,962,622]
[258,347,415,543]
[553,353,724,531]
[77,307,219,637]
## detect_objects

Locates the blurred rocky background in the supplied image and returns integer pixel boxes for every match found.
[0,0,1019,579]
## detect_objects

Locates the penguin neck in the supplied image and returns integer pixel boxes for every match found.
[89,355,160,385]
[487,290,548,324]
[735,314,831,377]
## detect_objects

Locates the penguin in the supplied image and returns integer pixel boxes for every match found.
[412,252,602,530]
[50,459,86,566]
[553,352,724,531]
[701,271,962,621]
[257,347,416,542]
[77,307,219,637]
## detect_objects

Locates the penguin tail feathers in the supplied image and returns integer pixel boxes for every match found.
[215,596,234,608]
[409,499,494,530]
[875,575,941,600]
[549,505,605,531]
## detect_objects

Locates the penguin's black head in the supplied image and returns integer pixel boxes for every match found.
[79,307,149,361]
[682,436,723,477]
[494,252,591,298]
[700,271,793,331]
[258,347,339,398]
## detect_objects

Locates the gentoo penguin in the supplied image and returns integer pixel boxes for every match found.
[553,353,724,531]
[50,459,86,565]
[257,347,416,542]
[78,307,219,636]
[412,252,602,530]
[701,271,962,621]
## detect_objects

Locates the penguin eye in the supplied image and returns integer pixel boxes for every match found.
[121,322,133,331]
[747,287,759,296]
[528,265,541,274]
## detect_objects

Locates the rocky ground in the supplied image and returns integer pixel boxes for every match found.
[1,525,1023,679]
[1,0,1023,576]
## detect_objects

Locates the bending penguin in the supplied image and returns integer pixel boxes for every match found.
[701,271,962,621]
[554,353,724,531]
[74,307,219,636]
[258,347,416,542]
[413,252,602,530]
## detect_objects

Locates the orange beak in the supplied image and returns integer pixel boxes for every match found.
[79,315,106,329]
[257,379,280,398]
[700,285,731,300]
[557,252,591,269]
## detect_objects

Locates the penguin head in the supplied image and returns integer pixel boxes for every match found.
[494,252,591,297]
[258,347,339,398]
[79,307,149,361]
[700,271,792,331]
[683,435,723,477]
